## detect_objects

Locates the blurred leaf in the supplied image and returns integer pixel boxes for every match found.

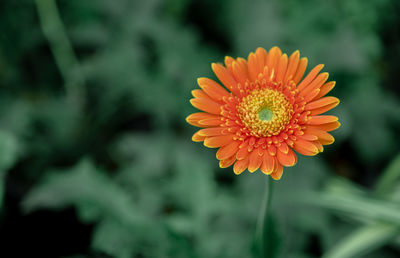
[22,159,147,226]
[325,177,368,196]
[0,130,19,208]
[295,177,400,257]
[0,130,19,171]
[91,218,136,258]
[22,158,169,257]
[292,185,400,225]
[322,223,398,258]
[348,78,397,162]
[375,153,400,196]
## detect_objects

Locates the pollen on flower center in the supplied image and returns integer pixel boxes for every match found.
[237,88,294,137]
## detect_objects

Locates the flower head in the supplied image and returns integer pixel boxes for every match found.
[186,47,340,180]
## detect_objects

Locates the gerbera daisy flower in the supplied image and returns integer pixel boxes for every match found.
[186,47,340,180]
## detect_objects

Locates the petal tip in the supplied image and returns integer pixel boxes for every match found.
[197,77,205,85]
[256,47,266,52]
[233,169,243,175]
[270,172,283,180]
[191,133,204,142]
[224,56,232,62]
[203,141,211,148]
[248,167,257,173]
[185,115,194,125]
[270,46,281,51]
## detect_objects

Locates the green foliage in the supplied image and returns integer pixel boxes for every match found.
[376,153,400,195]
[292,153,400,257]
[0,130,19,208]
[22,137,260,257]
[322,223,398,258]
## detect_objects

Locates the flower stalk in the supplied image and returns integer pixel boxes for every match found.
[35,0,85,108]
[256,177,276,258]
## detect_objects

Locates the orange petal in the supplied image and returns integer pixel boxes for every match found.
[186,112,220,127]
[299,72,329,97]
[188,120,202,127]
[307,115,338,125]
[192,132,206,142]
[297,64,325,92]
[198,118,223,127]
[233,156,249,175]
[303,88,320,103]
[313,141,324,152]
[197,127,225,136]
[260,152,275,175]
[276,54,288,82]
[237,57,249,73]
[248,148,263,172]
[204,134,234,148]
[266,46,282,71]
[309,121,341,132]
[292,139,319,156]
[307,96,339,116]
[186,115,202,127]
[278,143,289,154]
[236,145,250,160]
[268,145,277,156]
[298,133,318,141]
[216,140,241,160]
[285,50,300,82]
[232,61,248,85]
[219,155,236,168]
[211,63,240,96]
[305,127,335,145]
[318,133,334,145]
[314,81,336,100]
[255,47,267,72]
[293,57,308,84]
[270,159,283,180]
[306,97,340,110]
[236,147,250,160]
[277,148,297,167]
[248,52,260,82]
[197,77,230,102]
[309,103,339,116]
[191,89,211,100]
[190,98,221,115]
[224,56,234,67]
[186,112,218,122]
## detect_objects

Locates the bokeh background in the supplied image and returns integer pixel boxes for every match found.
[1,0,400,257]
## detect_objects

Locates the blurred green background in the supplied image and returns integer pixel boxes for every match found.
[1,0,400,257]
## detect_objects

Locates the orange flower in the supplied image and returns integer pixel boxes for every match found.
[186,47,340,180]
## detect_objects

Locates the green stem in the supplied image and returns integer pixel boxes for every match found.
[35,0,85,107]
[256,177,274,258]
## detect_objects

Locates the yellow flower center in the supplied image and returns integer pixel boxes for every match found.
[237,89,294,137]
